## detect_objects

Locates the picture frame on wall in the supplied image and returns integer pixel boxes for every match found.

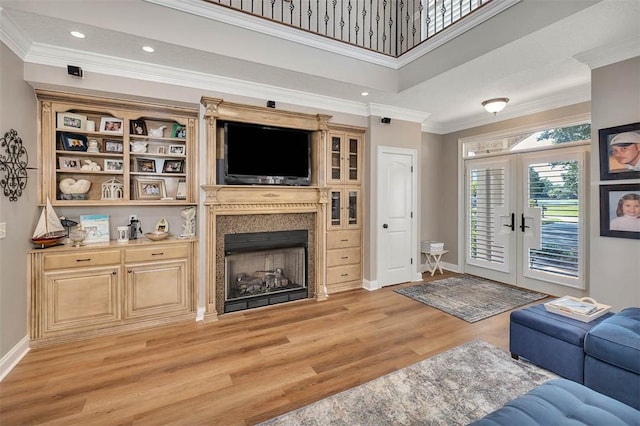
[598,122,640,180]
[59,132,88,151]
[599,183,640,239]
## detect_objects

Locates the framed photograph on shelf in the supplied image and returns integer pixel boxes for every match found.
[104,159,124,171]
[172,123,186,138]
[599,183,640,239]
[176,178,187,200]
[136,158,156,173]
[162,159,184,173]
[104,139,123,153]
[99,117,124,134]
[80,214,110,244]
[168,144,185,155]
[58,156,81,169]
[135,178,166,200]
[130,119,148,136]
[60,132,88,151]
[57,112,86,131]
[598,122,640,180]
[157,146,166,154]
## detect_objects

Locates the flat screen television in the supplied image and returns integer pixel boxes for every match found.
[223,121,312,186]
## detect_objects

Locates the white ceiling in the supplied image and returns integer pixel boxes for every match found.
[0,0,638,133]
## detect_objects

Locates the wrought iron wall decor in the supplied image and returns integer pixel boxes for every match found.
[0,129,31,201]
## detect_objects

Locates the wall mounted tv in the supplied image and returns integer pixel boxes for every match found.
[223,121,312,186]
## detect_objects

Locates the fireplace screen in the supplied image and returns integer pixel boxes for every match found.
[224,230,308,312]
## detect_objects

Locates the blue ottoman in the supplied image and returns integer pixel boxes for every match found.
[470,378,640,425]
[510,303,614,383]
[584,307,640,410]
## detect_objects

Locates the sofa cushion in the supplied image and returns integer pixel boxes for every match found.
[585,307,640,375]
[510,303,613,347]
[470,378,640,426]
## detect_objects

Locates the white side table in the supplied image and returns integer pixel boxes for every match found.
[422,249,448,276]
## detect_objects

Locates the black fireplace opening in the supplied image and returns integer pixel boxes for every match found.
[224,230,308,313]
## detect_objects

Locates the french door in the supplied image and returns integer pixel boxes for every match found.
[464,147,587,292]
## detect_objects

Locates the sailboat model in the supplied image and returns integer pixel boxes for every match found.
[32,198,67,248]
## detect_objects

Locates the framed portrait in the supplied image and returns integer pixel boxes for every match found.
[599,183,640,239]
[162,159,184,173]
[598,122,640,180]
[60,132,88,151]
[130,119,148,136]
[136,158,156,173]
[135,178,166,200]
[168,144,185,155]
[57,112,87,131]
[172,123,186,138]
[104,139,123,153]
[58,156,81,169]
[99,117,124,134]
[104,159,124,171]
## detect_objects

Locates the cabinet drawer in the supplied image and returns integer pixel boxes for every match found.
[327,230,361,249]
[327,247,361,267]
[125,244,188,263]
[327,264,361,285]
[44,250,121,270]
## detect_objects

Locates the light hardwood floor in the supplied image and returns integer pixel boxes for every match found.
[0,272,546,425]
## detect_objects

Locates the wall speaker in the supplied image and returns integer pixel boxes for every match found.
[267,100,276,108]
[381,117,391,124]
[67,65,83,78]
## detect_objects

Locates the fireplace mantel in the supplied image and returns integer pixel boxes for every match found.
[202,185,328,319]
[202,185,328,214]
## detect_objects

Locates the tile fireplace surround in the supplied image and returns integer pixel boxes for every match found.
[203,185,328,318]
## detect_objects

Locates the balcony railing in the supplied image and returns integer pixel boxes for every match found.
[203,0,492,57]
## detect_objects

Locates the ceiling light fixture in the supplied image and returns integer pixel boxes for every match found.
[361,92,369,96]
[142,46,155,53]
[482,97,509,115]
[70,31,85,39]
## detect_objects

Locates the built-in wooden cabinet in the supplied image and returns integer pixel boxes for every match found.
[37,90,198,206]
[326,126,365,293]
[29,239,197,347]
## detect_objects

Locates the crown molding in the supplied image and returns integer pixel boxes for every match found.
[0,7,31,59]
[424,84,590,134]
[574,37,640,70]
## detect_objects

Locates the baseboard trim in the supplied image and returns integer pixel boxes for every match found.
[363,278,379,291]
[0,335,30,382]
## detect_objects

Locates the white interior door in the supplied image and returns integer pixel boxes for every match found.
[377,147,416,287]
[464,147,586,292]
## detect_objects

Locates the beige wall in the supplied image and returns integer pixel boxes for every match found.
[0,42,38,360]
[590,57,640,310]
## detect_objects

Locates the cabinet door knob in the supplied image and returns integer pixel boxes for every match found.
[112,271,117,275]
[383,223,389,229]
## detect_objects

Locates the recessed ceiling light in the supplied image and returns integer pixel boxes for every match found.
[361,92,369,96]
[142,46,155,53]
[70,31,85,39]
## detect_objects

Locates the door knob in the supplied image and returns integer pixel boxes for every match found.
[383,223,389,229]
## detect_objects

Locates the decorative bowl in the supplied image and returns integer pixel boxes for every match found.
[68,229,88,247]
[145,231,170,241]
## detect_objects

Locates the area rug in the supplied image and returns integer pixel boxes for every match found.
[259,339,557,426]
[394,275,547,323]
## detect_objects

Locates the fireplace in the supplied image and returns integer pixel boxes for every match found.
[224,230,309,313]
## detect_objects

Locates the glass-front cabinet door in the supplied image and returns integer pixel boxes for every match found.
[328,188,360,230]
[328,132,361,185]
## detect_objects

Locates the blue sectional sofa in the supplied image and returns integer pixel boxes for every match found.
[473,306,640,424]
